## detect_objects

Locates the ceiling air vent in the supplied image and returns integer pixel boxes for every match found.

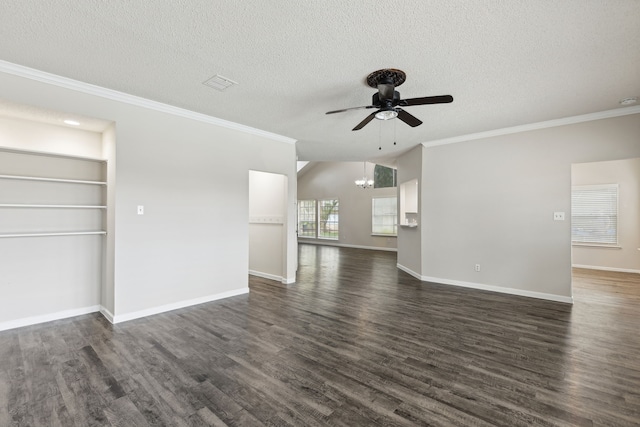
[203,74,238,91]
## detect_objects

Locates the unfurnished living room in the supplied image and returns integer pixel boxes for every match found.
[1,2,639,426]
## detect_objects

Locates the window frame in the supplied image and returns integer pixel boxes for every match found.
[317,198,339,240]
[373,164,397,189]
[297,199,317,239]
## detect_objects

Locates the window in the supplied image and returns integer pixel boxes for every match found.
[318,199,339,239]
[298,200,316,238]
[372,197,397,236]
[571,184,618,245]
[374,165,397,188]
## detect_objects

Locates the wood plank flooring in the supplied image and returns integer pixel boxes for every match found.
[1,244,639,426]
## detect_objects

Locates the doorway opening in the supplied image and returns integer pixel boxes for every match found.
[248,170,289,283]
[570,157,640,302]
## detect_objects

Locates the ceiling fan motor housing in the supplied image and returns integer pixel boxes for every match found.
[372,91,401,110]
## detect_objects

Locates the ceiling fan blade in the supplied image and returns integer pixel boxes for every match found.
[326,105,376,114]
[396,109,423,127]
[377,83,395,100]
[400,95,454,106]
[352,112,377,131]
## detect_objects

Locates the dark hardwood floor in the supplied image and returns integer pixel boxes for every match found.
[1,244,639,426]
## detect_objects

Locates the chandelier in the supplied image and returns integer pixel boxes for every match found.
[355,162,374,189]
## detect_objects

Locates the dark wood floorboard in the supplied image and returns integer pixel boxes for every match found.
[1,244,640,426]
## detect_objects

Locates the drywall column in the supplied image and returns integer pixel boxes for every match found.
[397,145,423,277]
[101,123,116,319]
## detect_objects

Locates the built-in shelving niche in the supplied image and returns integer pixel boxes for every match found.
[0,147,107,238]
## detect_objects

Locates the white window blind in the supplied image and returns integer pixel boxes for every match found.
[372,197,397,235]
[571,184,618,245]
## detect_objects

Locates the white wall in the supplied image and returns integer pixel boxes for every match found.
[397,145,423,275]
[249,170,287,281]
[0,115,102,157]
[572,157,640,273]
[418,113,640,302]
[0,66,297,324]
[297,161,397,251]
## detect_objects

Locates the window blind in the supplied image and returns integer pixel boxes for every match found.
[372,197,397,235]
[571,184,618,245]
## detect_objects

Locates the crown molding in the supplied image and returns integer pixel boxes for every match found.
[423,105,640,148]
[0,60,297,145]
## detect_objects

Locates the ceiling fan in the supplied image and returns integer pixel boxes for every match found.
[326,68,453,131]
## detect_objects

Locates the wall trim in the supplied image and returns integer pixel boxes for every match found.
[0,60,297,146]
[572,264,640,274]
[249,270,296,284]
[112,287,249,324]
[99,306,115,323]
[249,269,283,282]
[422,106,640,148]
[419,275,574,304]
[397,263,573,304]
[396,263,422,279]
[0,305,101,332]
[299,240,397,252]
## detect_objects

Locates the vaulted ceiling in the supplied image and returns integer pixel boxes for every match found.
[1,1,639,162]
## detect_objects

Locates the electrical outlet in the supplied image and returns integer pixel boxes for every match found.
[475,264,481,272]
[553,212,565,221]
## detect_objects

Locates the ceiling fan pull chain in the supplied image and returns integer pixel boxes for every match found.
[394,120,397,146]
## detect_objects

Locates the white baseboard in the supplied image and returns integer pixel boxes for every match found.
[299,240,397,252]
[111,287,250,324]
[249,270,296,284]
[396,263,422,280]
[99,306,115,323]
[249,269,283,282]
[572,264,640,274]
[0,305,101,332]
[397,263,573,304]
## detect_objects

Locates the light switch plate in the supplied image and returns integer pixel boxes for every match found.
[553,212,565,221]
[137,205,144,215]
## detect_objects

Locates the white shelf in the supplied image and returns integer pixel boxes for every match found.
[0,231,106,238]
[0,174,106,185]
[0,145,107,162]
[400,223,418,228]
[0,204,106,209]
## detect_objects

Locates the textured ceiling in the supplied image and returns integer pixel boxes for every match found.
[0,1,638,161]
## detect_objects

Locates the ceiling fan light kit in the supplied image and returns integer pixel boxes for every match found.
[375,109,398,120]
[326,68,453,131]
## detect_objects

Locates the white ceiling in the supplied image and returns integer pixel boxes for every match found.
[0,1,638,162]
